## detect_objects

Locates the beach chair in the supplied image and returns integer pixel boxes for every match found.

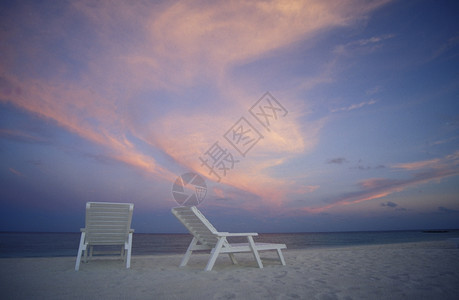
[75,202,134,271]
[172,206,287,271]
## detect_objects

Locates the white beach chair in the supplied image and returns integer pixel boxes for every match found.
[75,202,134,271]
[172,206,287,271]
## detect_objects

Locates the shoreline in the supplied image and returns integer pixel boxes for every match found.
[1,238,457,259]
[1,241,458,299]
[2,230,459,259]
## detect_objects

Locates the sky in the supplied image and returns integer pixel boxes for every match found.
[1,0,458,233]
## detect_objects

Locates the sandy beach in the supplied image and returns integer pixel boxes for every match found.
[1,240,458,299]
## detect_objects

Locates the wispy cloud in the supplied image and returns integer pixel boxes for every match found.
[356,34,396,46]
[381,201,397,208]
[0,129,48,144]
[437,206,459,214]
[381,201,406,211]
[0,74,177,182]
[331,99,377,113]
[365,86,382,96]
[392,159,441,171]
[333,34,395,56]
[8,168,23,177]
[328,157,386,170]
[353,160,386,170]
[432,35,459,60]
[298,151,459,213]
[327,157,348,164]
[0,0,394,207]
[431,136,458,146]
[392,151,459,171]
[358,165,386,170]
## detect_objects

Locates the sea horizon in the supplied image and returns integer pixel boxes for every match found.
[1,229,458,259]
[2,227,459,234]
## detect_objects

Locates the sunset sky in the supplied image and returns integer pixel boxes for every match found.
[1,0,458,233]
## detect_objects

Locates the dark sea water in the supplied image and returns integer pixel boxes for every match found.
[1,230,458,258]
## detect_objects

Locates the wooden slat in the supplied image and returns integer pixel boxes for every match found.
[172,206,221,247]
[84,202,133,246]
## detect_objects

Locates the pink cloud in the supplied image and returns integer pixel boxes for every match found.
[295,152,459,214]
[9,168,23,177]
[392,159,442,170]
[0,73,176,182]
[0,0,394,208]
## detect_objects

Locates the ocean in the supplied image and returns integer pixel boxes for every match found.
[1,230,458,258]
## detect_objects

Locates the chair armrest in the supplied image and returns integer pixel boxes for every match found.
[80,228,86,232]
[217,232,258,237]
[129,229,135,233]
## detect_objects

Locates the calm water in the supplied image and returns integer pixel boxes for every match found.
[1,230,458,258]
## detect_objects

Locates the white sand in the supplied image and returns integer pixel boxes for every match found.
[1,241,458,299]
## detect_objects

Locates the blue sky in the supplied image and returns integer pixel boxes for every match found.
[1,0,458,233]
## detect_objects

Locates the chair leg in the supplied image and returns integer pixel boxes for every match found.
[205,237,225,271]
[180,237,198,267]
[228,253,238,265]
[125,232,133,269]
[247,236,263,269]
[276,249,286,265]
[121,246,125,261]
[75,232,86,271]
[87,246,94,262]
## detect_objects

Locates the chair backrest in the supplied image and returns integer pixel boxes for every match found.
[172,206,220,247]
[85,202,134,245]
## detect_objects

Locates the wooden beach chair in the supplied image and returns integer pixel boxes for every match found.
[75,202,134,271]
[172,206,287,271]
